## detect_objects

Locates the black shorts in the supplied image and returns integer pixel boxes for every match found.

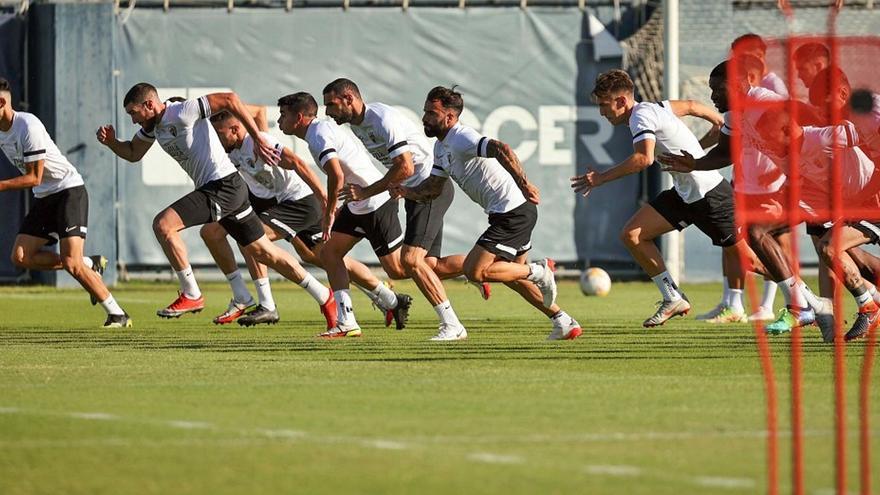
[19,185,89,245]
[806,222,833,237]
[851,220,880,244]
[404,179,454,258]
[332,200,403,257]
[259,194,323,249]
[169,173,264,246]
[650,180,738,247]
[476,201,538,261]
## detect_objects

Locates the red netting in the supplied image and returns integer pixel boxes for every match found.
[727,14,878,495]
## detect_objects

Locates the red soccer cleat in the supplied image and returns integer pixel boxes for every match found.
[320,292,338,329]
[213,299,255,325]
[157,292,205,318]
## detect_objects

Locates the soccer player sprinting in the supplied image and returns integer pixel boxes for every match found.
[399,86,575,341]
[199,110,334,327]
[275,92,412,338]
[0,78,131,328]
[322,79,483,340]
[96,83,335,328]
[754,107,876,340]
[206,110,412,328]
[659,57,837,338]
[572,69,742,328]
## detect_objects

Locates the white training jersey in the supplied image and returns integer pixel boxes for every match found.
[761,72,790,99]
[135,96,236,189]
[631,100,724,203]
[798,123,875,207]
[228,132,311,203]
[721,85,787,194]
[304,119,390,215]
[849,92,880,160]
[0,111,84,198]
[431,123,526,215]
[349,102,433,188]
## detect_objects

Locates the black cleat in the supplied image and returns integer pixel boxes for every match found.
[384,293,412,330]
[89,255,108,306]
[102,312,132,328]
[845,305,879,342]
[237,305,280,327]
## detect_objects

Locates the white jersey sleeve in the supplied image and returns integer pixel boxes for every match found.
[721,111,734,137]
[19,118,49,164]
[629,104,661,145]
[309,127,340,168]
[135,126,156,143]
[177,96,212,126]
[372,111,411,161]
[430,140,450,179]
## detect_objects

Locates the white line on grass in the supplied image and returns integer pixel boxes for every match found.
[467,452,526,465]
[166,420,213,430]
[584,464,642,477]
[255,428,307,439]
[692,476,756,489]
[68,412,119,421]
[363,439,409,450]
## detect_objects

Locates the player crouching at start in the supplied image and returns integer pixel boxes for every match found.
[397,86,581,341]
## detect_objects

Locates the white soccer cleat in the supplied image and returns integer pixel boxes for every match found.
[696,303,726,320]
[429,323,468,341]
[747,306,776,322]
[547,316,583,341]
[533,259,558,308]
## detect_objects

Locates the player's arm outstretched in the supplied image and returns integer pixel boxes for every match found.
[341,151,414,202]
[322,158,345,241]
[277,146,327,207]
[397,175,447,202]
[205,93,278,166]
[571,139,655,197]
[486,139,540,204]
[0,160,43,192]
[96,124,153,162]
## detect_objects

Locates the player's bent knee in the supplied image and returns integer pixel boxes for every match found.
[199,224,224,242]
[817,239,835,263]
[60,256,84,276]
[462,260,485,283]
[386,265,408,280]
[10,249,26,268]
[619,228,640,248]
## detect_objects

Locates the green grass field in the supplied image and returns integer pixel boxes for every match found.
[0,279,877,494]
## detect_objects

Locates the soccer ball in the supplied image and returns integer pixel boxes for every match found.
[580,267,611,297]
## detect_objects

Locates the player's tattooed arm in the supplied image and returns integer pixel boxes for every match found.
[96,125,153,162]
[278,146,327,207]
[487,139,540,204]
[397,175,447,202]
[341,152,415,202]
[0,160,43,191]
